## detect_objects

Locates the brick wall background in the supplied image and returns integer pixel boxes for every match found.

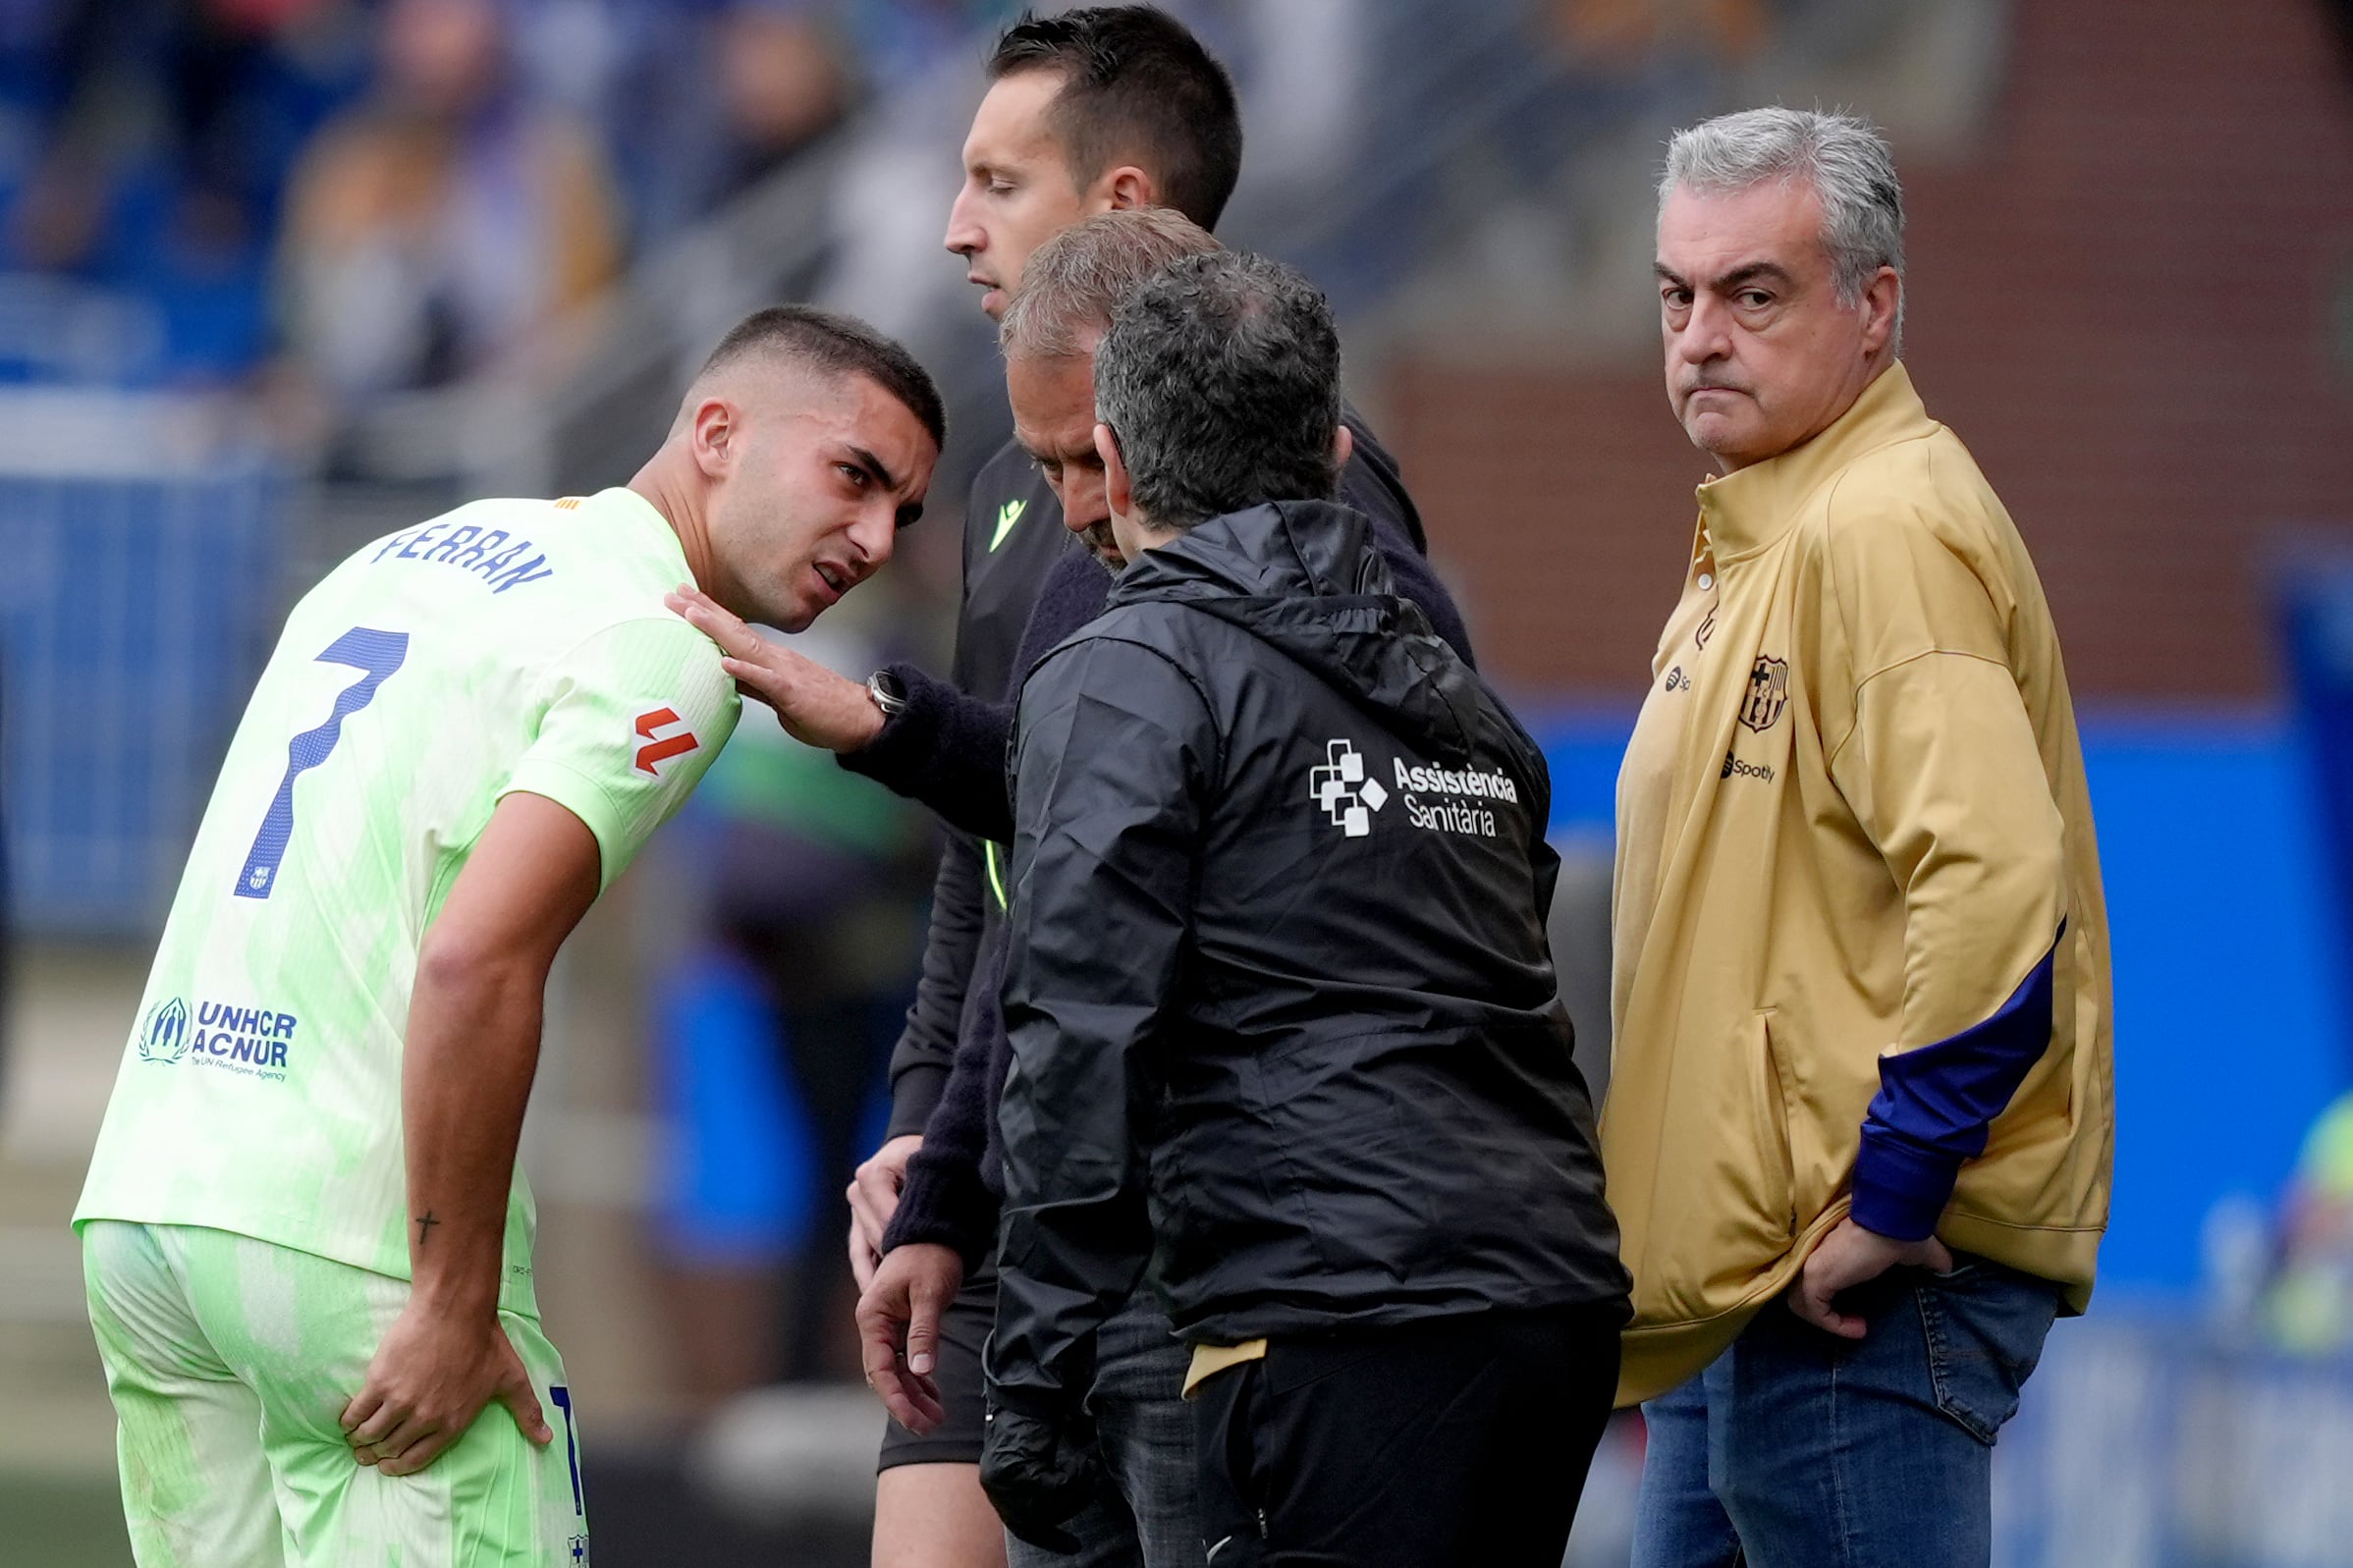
[1390,0,2353,700]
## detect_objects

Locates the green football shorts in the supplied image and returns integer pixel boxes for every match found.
[82,1220,590,1567]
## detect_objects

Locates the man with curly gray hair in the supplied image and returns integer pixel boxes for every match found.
[1613,105,2113,1568]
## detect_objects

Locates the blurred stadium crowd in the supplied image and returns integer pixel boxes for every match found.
[0,0,1798,461]
[1,0,932,399]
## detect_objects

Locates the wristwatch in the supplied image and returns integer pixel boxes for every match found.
[867,670,908,719]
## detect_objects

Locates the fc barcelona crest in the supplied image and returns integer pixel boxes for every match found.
[1739,656,1790,732]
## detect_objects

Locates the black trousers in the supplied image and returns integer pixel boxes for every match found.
[1192,1303,1622,1568]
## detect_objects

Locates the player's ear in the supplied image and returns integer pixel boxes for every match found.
[690,397,738,479]
[1096,421,1131,516]
[1331,423,1354,473]
[1100,164,1154,213]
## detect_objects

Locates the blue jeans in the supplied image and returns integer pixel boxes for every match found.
[1631,1253,2062,1568]
[1007,1286,1201,1568]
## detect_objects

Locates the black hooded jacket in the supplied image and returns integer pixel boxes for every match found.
[987,501,1628,1409]
[874,418,1472,1261]
[853,415,1457,1143]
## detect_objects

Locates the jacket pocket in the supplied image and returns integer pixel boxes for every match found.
[1658,1008,1799,1318]
[1743,1009,1798,1249]
[1763,1010,1805,1232]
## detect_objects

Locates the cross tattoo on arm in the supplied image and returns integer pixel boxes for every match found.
[414,1211,440,1246]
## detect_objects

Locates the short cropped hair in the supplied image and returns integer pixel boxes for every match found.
[1093,250,1341,531]
[988,7,1243,231]
[1662,107,1906,349]
[696,304,946,451]
[999,207,1220,360]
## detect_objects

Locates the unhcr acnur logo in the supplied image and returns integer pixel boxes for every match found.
[137,998,192,1064]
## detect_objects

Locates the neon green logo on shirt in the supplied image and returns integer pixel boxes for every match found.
[990,499,1027,553]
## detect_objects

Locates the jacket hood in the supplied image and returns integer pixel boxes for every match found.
[1107,501,1480,761]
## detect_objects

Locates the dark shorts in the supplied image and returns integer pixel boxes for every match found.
[876,1259,996,1470]
[1192,1302,1622,1568]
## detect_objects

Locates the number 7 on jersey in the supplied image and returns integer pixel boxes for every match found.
[234,627,410,900]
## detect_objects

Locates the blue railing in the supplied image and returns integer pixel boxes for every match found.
[0,394,284,935]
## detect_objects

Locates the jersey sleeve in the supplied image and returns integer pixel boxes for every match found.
[500,616,740,891]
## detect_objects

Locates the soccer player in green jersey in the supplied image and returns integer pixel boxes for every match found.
[74,305,942,1568]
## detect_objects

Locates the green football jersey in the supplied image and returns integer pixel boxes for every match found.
[76,488,739,1316]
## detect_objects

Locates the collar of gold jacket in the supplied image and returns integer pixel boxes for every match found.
[1692,360,1937,562]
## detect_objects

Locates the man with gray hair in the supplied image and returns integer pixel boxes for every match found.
[1611,106,2113,1566]
[977,247,1627,1564]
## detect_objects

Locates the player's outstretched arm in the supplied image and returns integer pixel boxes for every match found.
[340,790,599,1477]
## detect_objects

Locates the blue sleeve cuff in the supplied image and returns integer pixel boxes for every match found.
[1852,925,2064,1242]
[1851,1128,1966,1241]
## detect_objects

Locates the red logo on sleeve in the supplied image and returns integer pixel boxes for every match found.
[632,708,699,775]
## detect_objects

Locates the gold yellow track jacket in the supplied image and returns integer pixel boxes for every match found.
[1607,363,2113,1406]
